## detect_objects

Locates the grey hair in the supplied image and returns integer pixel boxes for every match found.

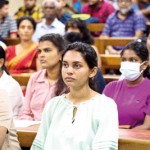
[42,0,58,8]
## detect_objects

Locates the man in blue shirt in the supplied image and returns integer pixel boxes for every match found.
[101,0,146,54]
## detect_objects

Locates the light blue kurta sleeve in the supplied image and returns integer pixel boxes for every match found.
[30,96,60,150]
[92,95,119,150]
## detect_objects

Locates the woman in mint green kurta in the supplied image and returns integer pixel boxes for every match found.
[31,42,118,150]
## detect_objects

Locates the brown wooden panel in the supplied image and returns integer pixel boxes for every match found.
[87,23,105,32]
[17,125,39,147]
[3,38,20,46]
[103,74,120,84]
[100,54,121,74]
[12,73,31,86]
[95,37,135,54]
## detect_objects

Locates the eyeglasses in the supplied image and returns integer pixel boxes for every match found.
[118,0,131,3]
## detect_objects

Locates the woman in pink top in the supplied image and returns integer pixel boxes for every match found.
[103,39,150,129]
[18,34,68,121]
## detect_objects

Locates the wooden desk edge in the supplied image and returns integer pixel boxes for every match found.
[119,138,150,144]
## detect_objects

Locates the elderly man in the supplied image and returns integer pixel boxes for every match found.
[14,0,43,23]
[101,0,146,54]
[32,0,65,42]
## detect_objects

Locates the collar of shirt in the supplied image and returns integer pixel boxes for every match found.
[35,69,48,83]
[41,18,59,29]
[35,69,58,86]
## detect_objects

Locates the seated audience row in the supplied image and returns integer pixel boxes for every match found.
[1,0,148,43]
[18,33,106,121]
[31,42,118,150]
[0,42,118,150]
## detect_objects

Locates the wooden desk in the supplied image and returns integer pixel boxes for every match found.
[119,129,150,150]
[17,125,150,149]
[17,125,39,147]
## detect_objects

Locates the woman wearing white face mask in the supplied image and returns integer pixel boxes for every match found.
[103,39,150,129]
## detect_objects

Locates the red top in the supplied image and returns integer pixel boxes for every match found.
[82,0,115,23]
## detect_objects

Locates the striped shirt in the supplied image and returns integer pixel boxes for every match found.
[102,9,146,37]
[0,16,17,38]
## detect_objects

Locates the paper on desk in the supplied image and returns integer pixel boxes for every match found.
[14,119,41,127]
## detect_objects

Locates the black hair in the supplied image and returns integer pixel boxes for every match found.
[17,16,36,31]
[62,42,98,91]
[39,33,66,53]
[0,0,9,9]
[64,32,82,45]
[65,18,94,45]
[0,46,9,74]
[121,39,150,79]
[39,33,69,95]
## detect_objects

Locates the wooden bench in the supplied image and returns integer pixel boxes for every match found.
[87,22,150,34]
[94,37,135,54]
[12,73,31,86]
[87,23,105,32]
[103,74,120,84]
[3,38,20,46]
[100,54,121,74]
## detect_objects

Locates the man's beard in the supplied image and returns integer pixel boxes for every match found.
[119,7,131,15]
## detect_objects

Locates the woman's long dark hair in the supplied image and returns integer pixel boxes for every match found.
[0,46,9,75]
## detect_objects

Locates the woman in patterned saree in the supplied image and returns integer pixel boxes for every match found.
[5,16,40,74]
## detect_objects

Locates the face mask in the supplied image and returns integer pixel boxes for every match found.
[120,7,131,15]
[64,32,82,43]
[120,61,144,81]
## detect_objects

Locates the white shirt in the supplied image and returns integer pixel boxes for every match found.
[0,71,24,118]
[32,18,65,42]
